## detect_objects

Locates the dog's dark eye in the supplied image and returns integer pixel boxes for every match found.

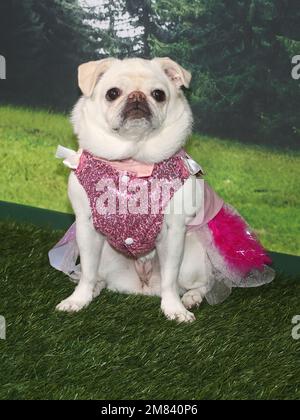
[151,89,166,102]
[106,88,122,101]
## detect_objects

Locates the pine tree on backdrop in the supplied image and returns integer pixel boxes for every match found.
[151,0,300,145]
[0,0,100,110]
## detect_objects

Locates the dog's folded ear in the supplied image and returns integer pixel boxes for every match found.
[153,57,192,89]
[78,58,117,97]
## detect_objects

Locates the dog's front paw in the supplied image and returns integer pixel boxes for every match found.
[161,299,196,323]
[56,296,91,313]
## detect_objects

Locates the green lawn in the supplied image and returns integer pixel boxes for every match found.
[0,221,299,400]
[1,105,300,256]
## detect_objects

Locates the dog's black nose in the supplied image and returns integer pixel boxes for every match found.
[123,90,151,121]
[127,91,147,103]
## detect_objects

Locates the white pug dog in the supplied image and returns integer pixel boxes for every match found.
[55,57,274,322]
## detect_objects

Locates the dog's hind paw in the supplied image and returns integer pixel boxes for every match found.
[93,280,106,298]
[181,289,203,309]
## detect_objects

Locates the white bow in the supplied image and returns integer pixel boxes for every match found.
[55,145,82,169]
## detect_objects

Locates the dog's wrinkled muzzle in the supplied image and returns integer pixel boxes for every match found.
[122,90,152,121]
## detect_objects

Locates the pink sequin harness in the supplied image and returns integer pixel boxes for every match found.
[75,150,190,258]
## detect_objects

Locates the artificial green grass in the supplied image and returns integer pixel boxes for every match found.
[1,105,299,256]
[0,220,300,400]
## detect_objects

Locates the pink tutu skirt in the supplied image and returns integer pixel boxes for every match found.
[188,204,275,304]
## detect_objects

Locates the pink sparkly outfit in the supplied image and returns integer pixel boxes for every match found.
[75,150,190,258]
[49,147,275,304]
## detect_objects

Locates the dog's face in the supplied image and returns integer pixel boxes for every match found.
[94,60,170,136]
[73,57,193,162]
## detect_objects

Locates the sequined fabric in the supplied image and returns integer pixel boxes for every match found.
[75,151,190,258]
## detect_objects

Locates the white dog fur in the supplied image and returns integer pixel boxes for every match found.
[56,57,212,322]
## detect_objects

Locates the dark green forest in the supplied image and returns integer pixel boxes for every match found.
[0,0,299,147]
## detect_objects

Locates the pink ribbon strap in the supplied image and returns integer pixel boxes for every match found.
[97,157,154,177]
